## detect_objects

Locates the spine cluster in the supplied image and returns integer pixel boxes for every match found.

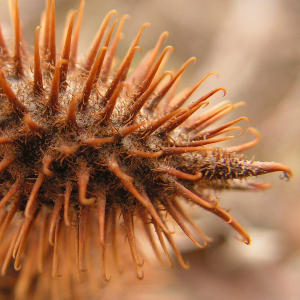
[0,0,292,299]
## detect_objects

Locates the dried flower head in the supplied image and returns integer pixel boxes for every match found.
[0,0,292,298]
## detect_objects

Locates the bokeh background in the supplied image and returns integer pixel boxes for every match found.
[0,0,300,299]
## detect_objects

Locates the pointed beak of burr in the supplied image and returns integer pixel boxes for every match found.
[250,161,293,179]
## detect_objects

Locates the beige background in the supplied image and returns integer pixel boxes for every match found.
[0,0,300,299]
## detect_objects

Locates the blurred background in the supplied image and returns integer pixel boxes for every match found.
[0,0,300,299]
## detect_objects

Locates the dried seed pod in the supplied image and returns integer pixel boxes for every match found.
[0,0,292,299]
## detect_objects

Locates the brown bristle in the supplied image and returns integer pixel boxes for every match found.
[0,24,8,55]
[48,0,56,66]
[0,1,293,299]
[0,69,28,113]
[100,14,129,82]
[41,0,51,54]
[69,0,84,70]
[78,46,108,109]
[13,0,23,77]
[60,10,78,85]
[84,10,118,72]
[34,26,43,93]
